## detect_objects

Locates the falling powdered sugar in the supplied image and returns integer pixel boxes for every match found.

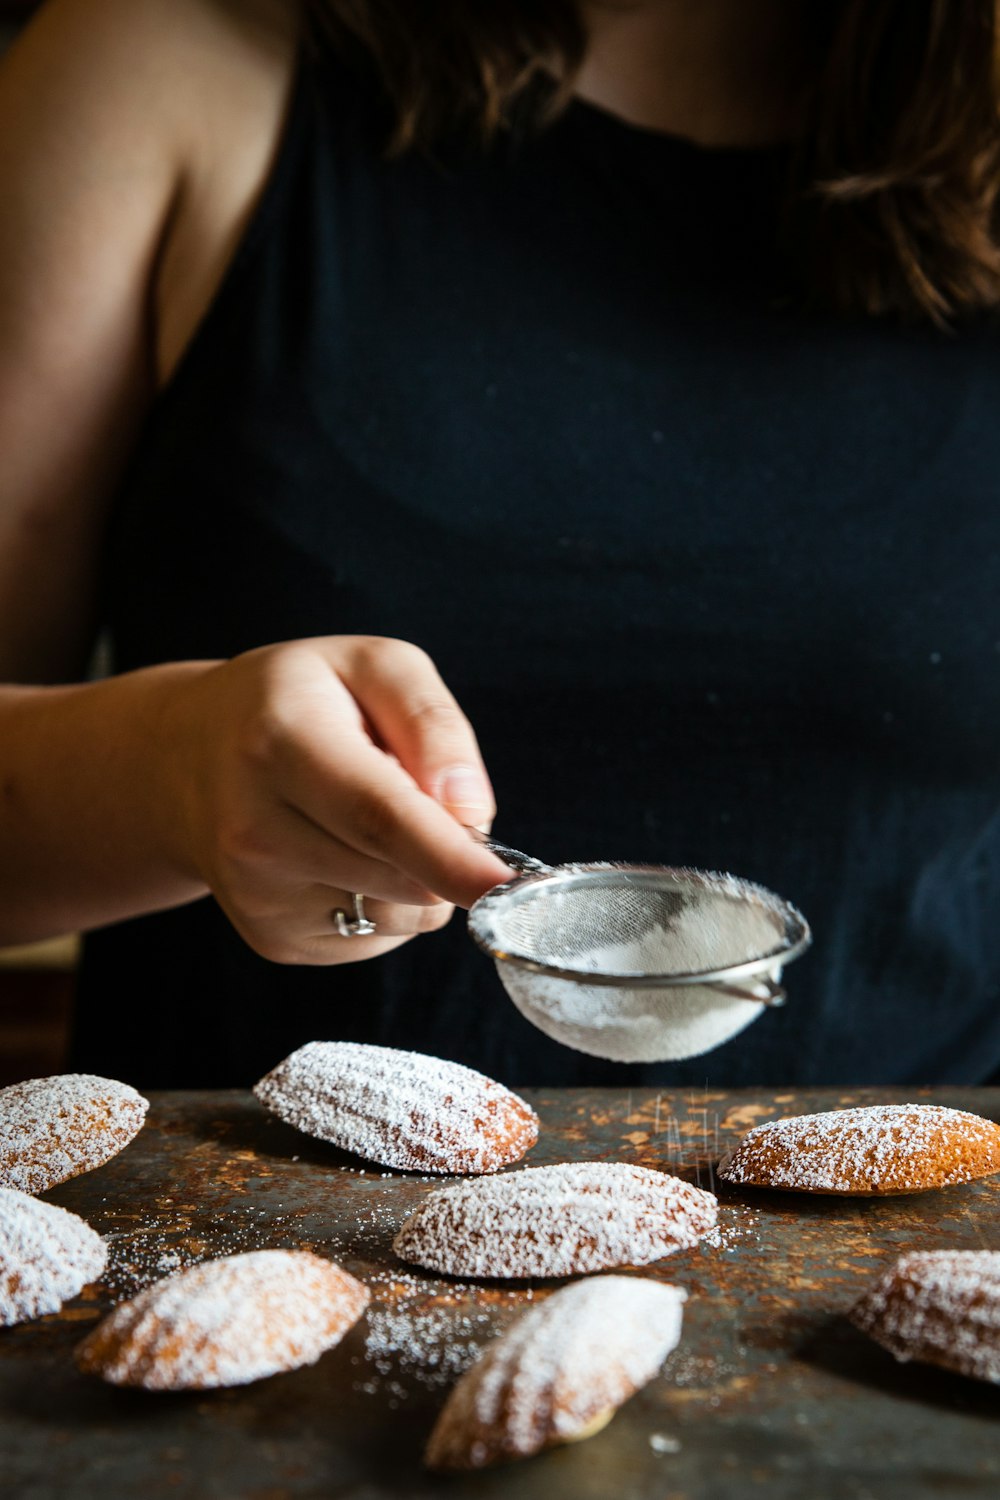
[850,1250,1000,1383]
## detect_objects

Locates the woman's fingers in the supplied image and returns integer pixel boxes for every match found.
[273,640,511,908]
[238,799,444,908]
[318,637,497,823]
[220,881,455,967]
[162,635,510,966]
[304,761,507,910]
[205,792,456,961]
[321,891,455,941]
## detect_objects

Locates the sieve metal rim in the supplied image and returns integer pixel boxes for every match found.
[467,863,812,989]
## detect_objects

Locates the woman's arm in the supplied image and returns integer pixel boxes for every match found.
[0,639,509,958]
[0,0,184,682]
[0,0,509,955]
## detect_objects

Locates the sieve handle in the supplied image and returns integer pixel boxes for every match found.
[710,977,786,1008]
[469,830,553,876]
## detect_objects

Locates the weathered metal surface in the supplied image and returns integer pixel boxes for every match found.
[2,1086,998,1499]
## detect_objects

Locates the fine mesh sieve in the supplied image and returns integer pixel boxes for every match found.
[467,848,811,1062]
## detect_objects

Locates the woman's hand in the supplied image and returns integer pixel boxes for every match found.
[156,637,512,965]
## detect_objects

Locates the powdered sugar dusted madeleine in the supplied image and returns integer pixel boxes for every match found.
[850,1250,1000,1384]
[1,1187,107,1326]
[393,1162,717,1278]
[253,1041,538,1174]
[718,1103,1000,1195]
[0,1073,148,1195]
[426,1276,687,1470]
[76,1249,369,1390]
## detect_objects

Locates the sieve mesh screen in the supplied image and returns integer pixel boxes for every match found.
[468,863,811,1061]
[486,871,784,976]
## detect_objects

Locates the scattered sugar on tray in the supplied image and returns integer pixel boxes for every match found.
[720,1104,1000,1192]
[365,1302,509,1387]
[664,1346,738,1391]
[254,1042,537,1174]
[699,1202,761,1254]
[101,1210,297,1302]
[355,1270,529,1396]
[0,1188,107,1325]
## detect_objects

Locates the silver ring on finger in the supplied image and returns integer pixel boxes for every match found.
[333,892,377,938]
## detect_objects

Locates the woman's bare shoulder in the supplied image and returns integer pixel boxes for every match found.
[1,0,296,144]
[0,0,299,681]
[0,0,299,353]
[149,0,302,385]
[0,0,300,386]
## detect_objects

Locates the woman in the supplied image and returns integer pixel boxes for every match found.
[0,0,998,1088]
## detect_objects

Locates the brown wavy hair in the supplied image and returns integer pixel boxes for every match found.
[302,0,1000,325]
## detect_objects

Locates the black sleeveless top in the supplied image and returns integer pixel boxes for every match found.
[73,46,1000,1089]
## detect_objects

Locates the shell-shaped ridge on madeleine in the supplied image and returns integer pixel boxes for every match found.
[425,1275,687,1469]
[393,1161,717,1278]
[0,1073,149,1195]
[850,1249,1000,1384]
[718,1103,1000,1195]
[253,1040,538,1173]
[75,1249,370,1390]
[1,1187,107,1326]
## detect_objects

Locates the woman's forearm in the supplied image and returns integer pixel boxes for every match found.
[0,663,212,944]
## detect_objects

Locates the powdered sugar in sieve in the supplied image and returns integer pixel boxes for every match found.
[468,862,810,1063]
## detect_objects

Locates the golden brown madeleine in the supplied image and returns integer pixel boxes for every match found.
[0,1187,107,1326]
[254,1041,538,1173]
[850,1250,1000,1383]
[0,1073,148,1195]
[425,1275,686,1469]
[76,1249,370,1390]
[393,1162,717,1278]
[717,1103,1000,1195]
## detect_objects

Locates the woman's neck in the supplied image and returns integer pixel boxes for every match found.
[576,0,815,146]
